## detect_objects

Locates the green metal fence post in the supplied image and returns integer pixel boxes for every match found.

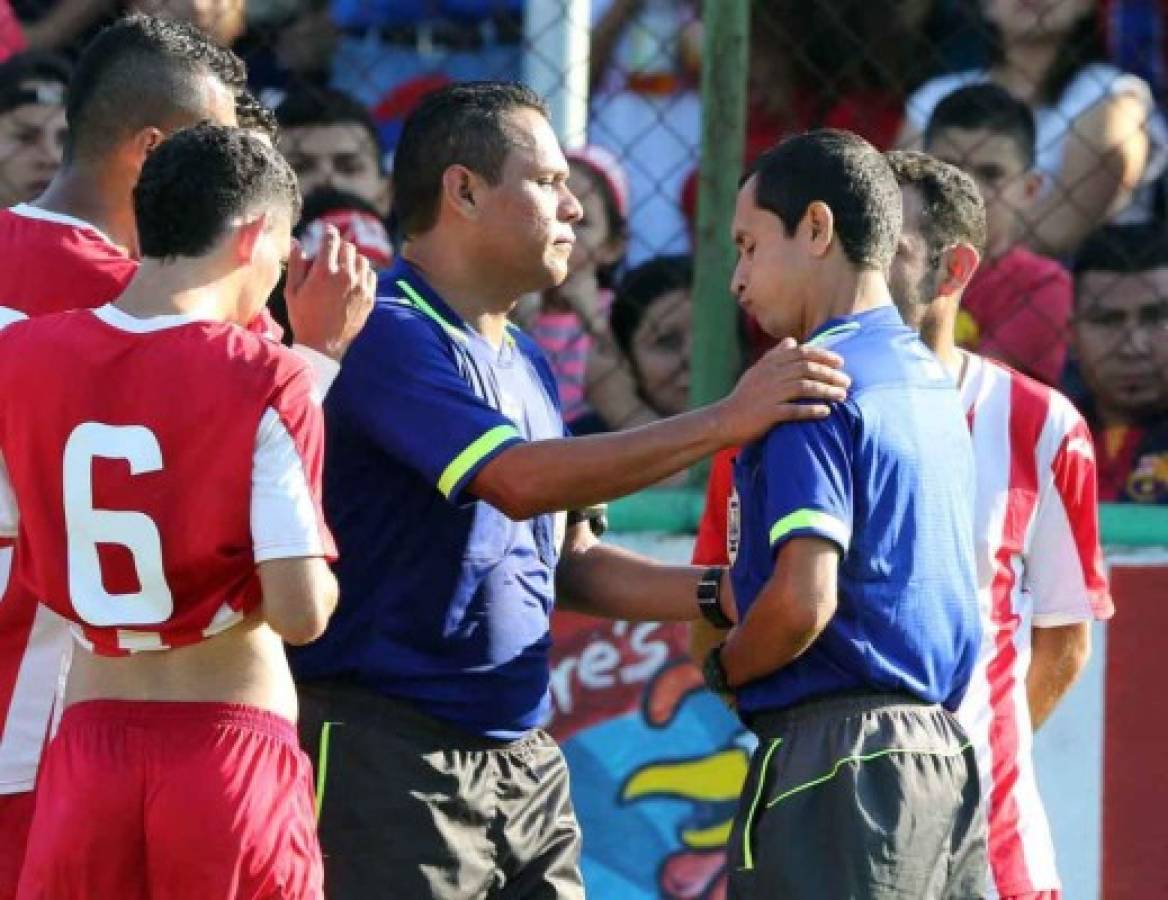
[688,0,750,483]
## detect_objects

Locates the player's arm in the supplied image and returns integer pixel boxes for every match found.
[1028,623,1092,729]
[470,339,849,519]
[257,558,338,646]
[555,522,736,623]
[719,538,838,687]
[1024,412,1113,729]
[252,365,340,645]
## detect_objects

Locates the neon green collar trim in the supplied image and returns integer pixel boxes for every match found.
[396,278,468,344]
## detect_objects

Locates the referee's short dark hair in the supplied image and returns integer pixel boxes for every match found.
[391,81,549,241]
[746,129,903,272]
[64,14,244,165]
[925,84,1037,171]
[134,124,300,260]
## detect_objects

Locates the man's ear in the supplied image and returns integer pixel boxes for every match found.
[441,165,482,221]
[234,213,268,265]
[804,201,835,258]
[126,126,166,171]
[937,242,981,298]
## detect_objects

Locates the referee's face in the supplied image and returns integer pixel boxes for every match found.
[475,108,583,298]
[731,175,806,341]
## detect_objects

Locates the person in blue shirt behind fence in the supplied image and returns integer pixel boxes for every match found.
[701,129,987,900]
[289,81,854,900]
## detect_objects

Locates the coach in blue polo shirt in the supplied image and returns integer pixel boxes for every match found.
[701,131,986,900]
[290,82,852,899]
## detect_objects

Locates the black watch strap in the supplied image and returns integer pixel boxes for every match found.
[702,643,731,695]
[697,566,732,629]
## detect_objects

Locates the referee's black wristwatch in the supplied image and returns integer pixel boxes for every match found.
[696,566,733,629]
[702,643,731,695]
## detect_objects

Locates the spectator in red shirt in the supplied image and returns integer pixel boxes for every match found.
[926,83,1073,385]
[1072,221,1168,503]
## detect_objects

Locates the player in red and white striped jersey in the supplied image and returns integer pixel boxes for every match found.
[885,152,1110,899]
[0,17,371,893]
[3,124,343,899]
[691,151,1111,900]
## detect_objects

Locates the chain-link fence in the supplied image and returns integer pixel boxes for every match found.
[0,0,1165,500]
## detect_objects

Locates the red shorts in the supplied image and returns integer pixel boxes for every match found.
[0,789,35,896]
[16,701,322,900]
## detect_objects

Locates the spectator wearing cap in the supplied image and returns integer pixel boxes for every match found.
[0,50,68,208]
[528,145,634,435]
[276,85,390,219]
[328,0,522,107]
[1071,221,1168,503]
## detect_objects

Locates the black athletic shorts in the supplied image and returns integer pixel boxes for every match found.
[727,691,987,900]
[298,680,584,900]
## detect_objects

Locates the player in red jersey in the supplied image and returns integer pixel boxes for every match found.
[691,152,1110,900]
[2,124,337,899]
[0,17,372,893]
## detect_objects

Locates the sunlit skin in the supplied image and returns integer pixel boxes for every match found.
[1075,268,1168,424]
[984,0,1095,43]
[0,96,67,207]
[279,124,390,217]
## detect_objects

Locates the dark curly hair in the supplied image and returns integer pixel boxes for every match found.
[65,14,246,164]
[134,124,300,259]
[747,129,903,272]
[886,150,987,261]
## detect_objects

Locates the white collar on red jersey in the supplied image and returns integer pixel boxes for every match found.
[92,303,215,333]
[8,203,120,250]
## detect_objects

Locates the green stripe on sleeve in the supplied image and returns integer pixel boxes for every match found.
[437,424,522,499]
[769,509,850,549]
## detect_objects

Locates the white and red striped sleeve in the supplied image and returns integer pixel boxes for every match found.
[250,361,337,563]
[1026,393,1113,626]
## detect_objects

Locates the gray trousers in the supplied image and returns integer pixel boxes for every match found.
[298,680,584,900]
[727,692,987,900]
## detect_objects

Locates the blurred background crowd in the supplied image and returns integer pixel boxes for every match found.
[1,0,1165,504]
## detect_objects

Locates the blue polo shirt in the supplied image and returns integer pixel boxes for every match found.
[730,305,980,715]
[289,260,567,739]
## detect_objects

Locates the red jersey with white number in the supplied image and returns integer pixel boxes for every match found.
[0,204,136,793]
[691,353,1112,897]
[0,305,335,659]
[957,353,1111,898]
[0,205,288,793]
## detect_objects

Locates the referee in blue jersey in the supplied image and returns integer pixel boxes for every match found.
[703,131,986,899]
[289,83,853,899]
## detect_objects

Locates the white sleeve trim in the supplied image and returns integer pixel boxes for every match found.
[292,344,341,403]
[0,450,18,538]
[251,408,326,562]
[1032,611,1097,628]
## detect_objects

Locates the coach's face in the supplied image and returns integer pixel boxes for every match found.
[475,108,582,297]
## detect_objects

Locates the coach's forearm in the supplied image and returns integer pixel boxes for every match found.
[556,531,706,621]
[1027,623,1091,730]
[472,406,728,519]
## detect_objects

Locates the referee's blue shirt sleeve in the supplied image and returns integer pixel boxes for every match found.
[332,302,526,505]
[761,405,855,555]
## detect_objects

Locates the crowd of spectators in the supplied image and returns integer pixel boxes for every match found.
[0,0,1164,503]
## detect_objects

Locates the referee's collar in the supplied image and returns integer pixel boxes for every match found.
[379,258,470,345]
[806,304,901,347]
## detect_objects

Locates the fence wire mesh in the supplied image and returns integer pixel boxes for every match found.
[1,0,1165,501]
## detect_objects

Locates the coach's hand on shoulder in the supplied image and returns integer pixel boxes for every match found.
[285,225,377,361]
[714,337,849,445]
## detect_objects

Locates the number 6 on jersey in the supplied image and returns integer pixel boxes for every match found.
[63,422,174,626]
